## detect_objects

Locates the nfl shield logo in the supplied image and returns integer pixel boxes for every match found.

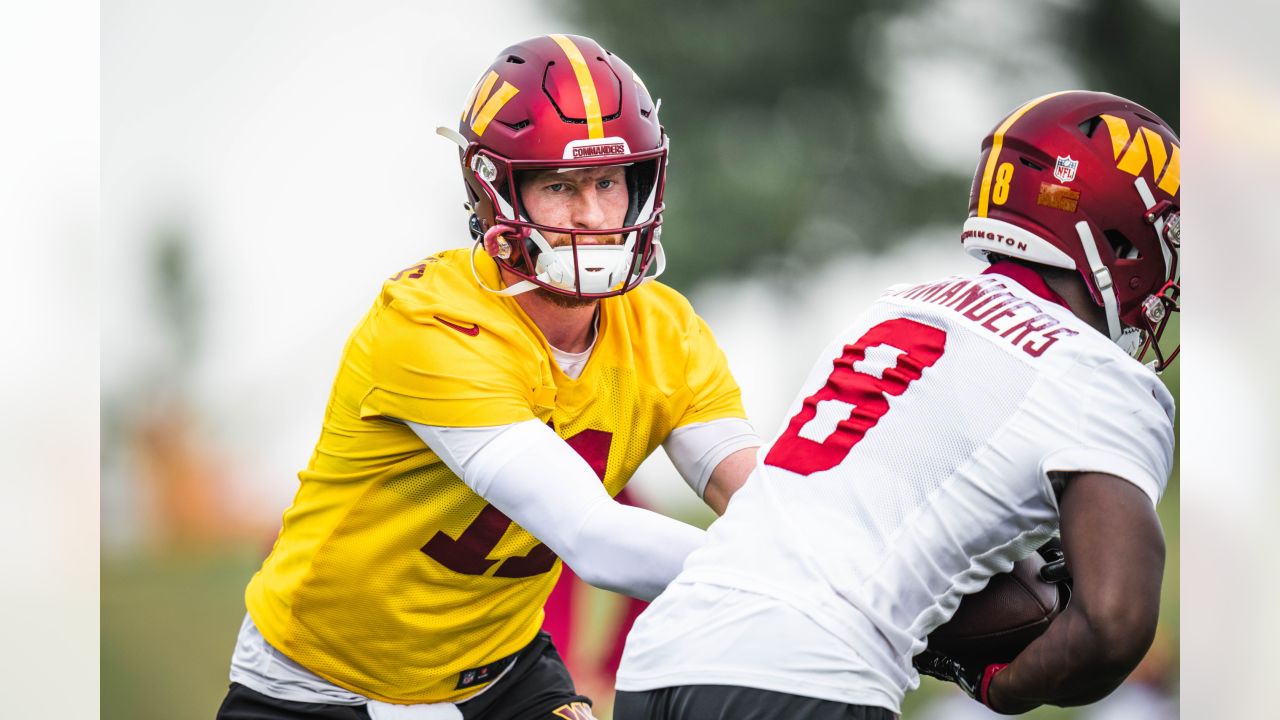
[1054,155,1079,183]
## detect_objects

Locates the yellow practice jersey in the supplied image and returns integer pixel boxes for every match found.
[244,247,745,703]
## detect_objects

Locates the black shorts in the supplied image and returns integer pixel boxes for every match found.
[613,684,897,720]
[216,632,593,720]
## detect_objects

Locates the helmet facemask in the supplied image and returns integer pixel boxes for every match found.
[1127,190,1180,371]
[1136,278,1179,371]
[457,141,667,299]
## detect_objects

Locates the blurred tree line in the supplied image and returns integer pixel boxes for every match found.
[557,0,1178,290]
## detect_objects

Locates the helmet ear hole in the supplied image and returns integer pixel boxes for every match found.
[1104,229,1142,260]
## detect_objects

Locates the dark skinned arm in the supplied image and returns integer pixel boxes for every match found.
[986,471,1165,714]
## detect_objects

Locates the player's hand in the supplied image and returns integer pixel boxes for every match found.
[1035,537,1073,613]
[913,648,1007,709]
[1036,537,1071,584]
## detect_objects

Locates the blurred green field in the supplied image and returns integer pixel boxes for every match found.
[102,545,265,720]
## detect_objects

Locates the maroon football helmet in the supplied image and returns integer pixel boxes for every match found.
[961,91,1180,370]
[437,34,667,298]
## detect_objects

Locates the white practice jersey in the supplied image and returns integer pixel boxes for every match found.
[616,264,1175,712]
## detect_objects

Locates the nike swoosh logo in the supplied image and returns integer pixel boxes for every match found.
[435,316,480,336]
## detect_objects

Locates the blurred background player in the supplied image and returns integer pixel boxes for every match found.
[215,34,759,720]
[614,90,1179,718]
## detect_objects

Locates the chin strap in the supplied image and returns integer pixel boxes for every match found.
[1092,177,1178,365]
[1075,221,1124,343]
[1134,177,1174,279]
[645,238,667,285]
[470,237,539,297]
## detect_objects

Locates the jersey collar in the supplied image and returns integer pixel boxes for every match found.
[982,261,1069,309]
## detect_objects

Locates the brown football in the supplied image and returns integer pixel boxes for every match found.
[925,553,1066,666]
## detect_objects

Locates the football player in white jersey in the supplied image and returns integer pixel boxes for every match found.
[614,90,1180,718]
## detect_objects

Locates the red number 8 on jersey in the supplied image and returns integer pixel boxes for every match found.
[765,318,947,476]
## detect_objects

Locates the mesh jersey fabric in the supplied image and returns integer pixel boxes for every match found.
[244,247,746,703]
[616,267,1175,711]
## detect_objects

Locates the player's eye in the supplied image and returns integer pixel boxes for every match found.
[597,179,617,190]
[544,182,568,193]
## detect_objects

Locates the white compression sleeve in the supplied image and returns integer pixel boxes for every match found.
[407,422,509,479]
[409,419,705,601]
[663,418,761,497]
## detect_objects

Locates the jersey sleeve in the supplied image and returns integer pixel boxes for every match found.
[663,417,761,497]
[674,314,748,428]
[358,297,548,427]
[1040,359,1176,505]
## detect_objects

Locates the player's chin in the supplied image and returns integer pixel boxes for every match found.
[579,235,624,246]
[535,286,599,309]
[547,235,624,248]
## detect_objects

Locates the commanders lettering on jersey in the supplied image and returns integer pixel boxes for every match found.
[889,277,1078,357]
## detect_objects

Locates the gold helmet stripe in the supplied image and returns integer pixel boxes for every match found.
[977,91,1071,218]
[549,34,604,139]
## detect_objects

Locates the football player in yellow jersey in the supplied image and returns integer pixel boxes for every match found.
[216,34,760,720]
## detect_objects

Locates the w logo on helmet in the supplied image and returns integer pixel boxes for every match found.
[1098,114,1180,196]
[461,70,520,137]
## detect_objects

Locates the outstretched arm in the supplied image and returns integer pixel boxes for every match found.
[986,471,1165,713]
[411,419,705,601]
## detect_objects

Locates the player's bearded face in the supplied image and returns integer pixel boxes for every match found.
[518,166,629,307]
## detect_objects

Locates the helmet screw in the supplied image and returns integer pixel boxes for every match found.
[1129,277,1141,290]
[1142,295,1167,323]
